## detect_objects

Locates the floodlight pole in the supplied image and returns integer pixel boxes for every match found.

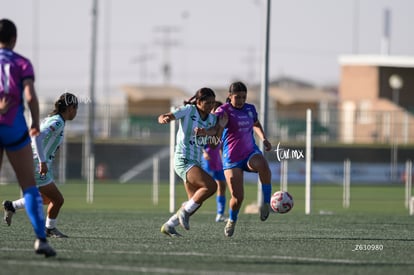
[86,0,98,203]
[258,0,271,206]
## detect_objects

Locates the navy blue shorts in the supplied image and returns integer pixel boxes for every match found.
[0,117,31,151]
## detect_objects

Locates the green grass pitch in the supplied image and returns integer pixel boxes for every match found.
[0,182,413,274]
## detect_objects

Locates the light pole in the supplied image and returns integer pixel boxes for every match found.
[388,74,403,182]
[389,74,403,105]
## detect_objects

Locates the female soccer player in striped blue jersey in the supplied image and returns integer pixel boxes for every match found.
[0,18,56,257]
[215,81,273,237]
[3,92,78,238]
[159,87,227,236]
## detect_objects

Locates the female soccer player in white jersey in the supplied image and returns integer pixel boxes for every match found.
[3,92,78,238]
[158,87,227,236]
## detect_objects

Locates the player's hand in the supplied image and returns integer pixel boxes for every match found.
[158,114,172,124]
[194,127,207,136]
[263,139,272,151]
[29,122,40,137]
[0,96,10,115]
[218,111,228,128]
[203,150,210,160]
[39,162,48,176]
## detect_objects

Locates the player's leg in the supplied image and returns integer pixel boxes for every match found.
[39,183,68,238]
[186,165,217,203]
[0,148,17,225]
[247,154,272,221]
[176,166,217,230]
[223,168,244,237]
[7,145,45,237]
[2,197,25,226]
[6,144,56,256]
[224,168,244,221]
[215,171,227,222]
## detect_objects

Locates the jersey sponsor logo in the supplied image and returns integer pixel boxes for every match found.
[238,120,250,127]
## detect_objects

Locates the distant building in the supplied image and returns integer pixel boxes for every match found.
[338,55,414,143]
[122,85,187,116]
[121,85,188,138]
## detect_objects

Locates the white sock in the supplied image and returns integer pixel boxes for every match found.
[12,198,25,210]
[45,217,57,229]
[165,214,179,227]
[183,198,200,214]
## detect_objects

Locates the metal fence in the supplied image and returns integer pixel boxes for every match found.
[56,103,414,145]
[1,102,413,184]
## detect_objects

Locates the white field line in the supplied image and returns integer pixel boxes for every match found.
[0,247,408,274]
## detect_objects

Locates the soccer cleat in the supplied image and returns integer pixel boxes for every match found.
[177,208,190,230]
[260,203,270,221]
[2,200,15,226]
[34,238,57,258]
[224,220,236,237]
[46,227,68,238]
[215,214,228,223]
[161,223,182,237]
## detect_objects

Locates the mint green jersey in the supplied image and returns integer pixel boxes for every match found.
[32,114,65,163]
[173,104,217,163]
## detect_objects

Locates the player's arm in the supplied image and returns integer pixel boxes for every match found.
[33,129,48,175]
[253,120,272,151]
[23,78,40,136]
[33,118,63,175]
[196,111,228,137]
[158,112,176,124]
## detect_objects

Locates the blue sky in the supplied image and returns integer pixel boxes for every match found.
[1,0,414,101]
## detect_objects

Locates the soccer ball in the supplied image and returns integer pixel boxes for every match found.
[270,191,294,214]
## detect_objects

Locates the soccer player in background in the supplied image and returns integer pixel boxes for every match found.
[215,81,273,237]
[201,101,228,223]
[3,93,78,238]
[0,18,56,257]
[158,88,227,236]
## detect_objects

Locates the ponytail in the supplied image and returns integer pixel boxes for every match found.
[184,87,215,105]
[50,92,78,116]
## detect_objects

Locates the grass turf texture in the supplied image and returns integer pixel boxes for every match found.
[0,182,413,274]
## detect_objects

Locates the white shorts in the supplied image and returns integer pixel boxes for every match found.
[33,159,54,187]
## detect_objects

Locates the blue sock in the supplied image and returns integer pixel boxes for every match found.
[261,183,272,204]
[229,209,239,222]
[216,195,226,215]
[23,186,46,239]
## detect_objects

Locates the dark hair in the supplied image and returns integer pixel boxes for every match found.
[0,19,17,44]
[183,87,216,105]
[226,81,247,103]
[213,101,222,111]
[50,93,78,116]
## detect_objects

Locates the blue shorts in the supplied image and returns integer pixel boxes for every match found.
[205,168,225,181]
[201,158,225,181]
[0,116,31,151]
[223,148,263,172]
[212,170,225,181]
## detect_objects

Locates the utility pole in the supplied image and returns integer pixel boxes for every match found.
[131,45,155,84]
[154,25,180,84]
[85,0,98,202]
[257,0,271,206]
